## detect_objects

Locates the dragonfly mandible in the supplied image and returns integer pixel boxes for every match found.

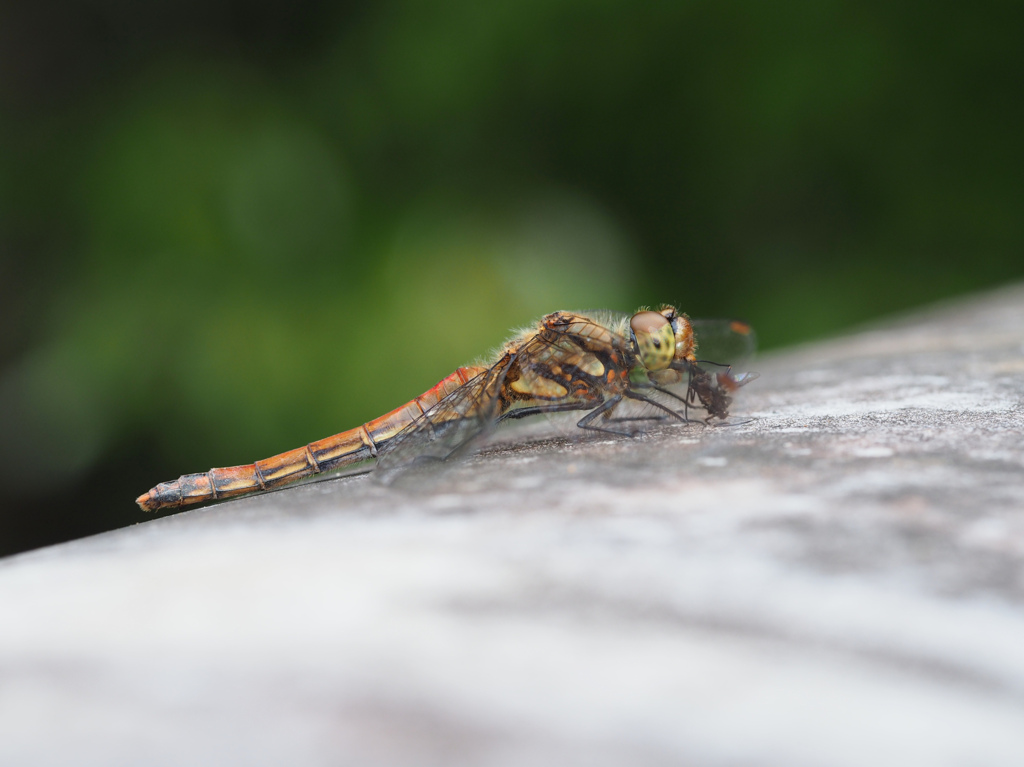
[137,305,756,512]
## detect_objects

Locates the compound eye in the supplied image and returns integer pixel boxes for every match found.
[630,310,675,371]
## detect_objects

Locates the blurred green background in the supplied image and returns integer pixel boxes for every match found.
[1,1,1021,556]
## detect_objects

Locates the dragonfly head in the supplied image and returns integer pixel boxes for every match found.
[629,306,696,371]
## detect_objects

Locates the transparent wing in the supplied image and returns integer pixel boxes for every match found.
[691,319,757,369]
[374,358,512,477]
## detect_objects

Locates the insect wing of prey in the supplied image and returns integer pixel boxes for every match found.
[137,307,756,513]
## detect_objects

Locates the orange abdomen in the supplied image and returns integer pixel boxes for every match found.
[136,366,485,512]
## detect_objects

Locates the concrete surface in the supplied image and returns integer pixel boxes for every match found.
[1,284,1023,767]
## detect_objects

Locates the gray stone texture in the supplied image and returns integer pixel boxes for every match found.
[2,284,1023,766]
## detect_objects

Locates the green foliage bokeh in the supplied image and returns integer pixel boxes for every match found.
[1,0,1021,552]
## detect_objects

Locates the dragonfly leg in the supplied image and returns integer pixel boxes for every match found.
[576,395,643,438]
[633,382,697,422]
[696,359,732,370]
[623,389,695,425]
[498,401,596,422]
[500,398,647,436]
[603,415,672,423]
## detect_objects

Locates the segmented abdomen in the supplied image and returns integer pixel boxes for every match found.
[136,366,485,512]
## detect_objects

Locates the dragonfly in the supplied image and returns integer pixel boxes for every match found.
[137,305,756,512]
